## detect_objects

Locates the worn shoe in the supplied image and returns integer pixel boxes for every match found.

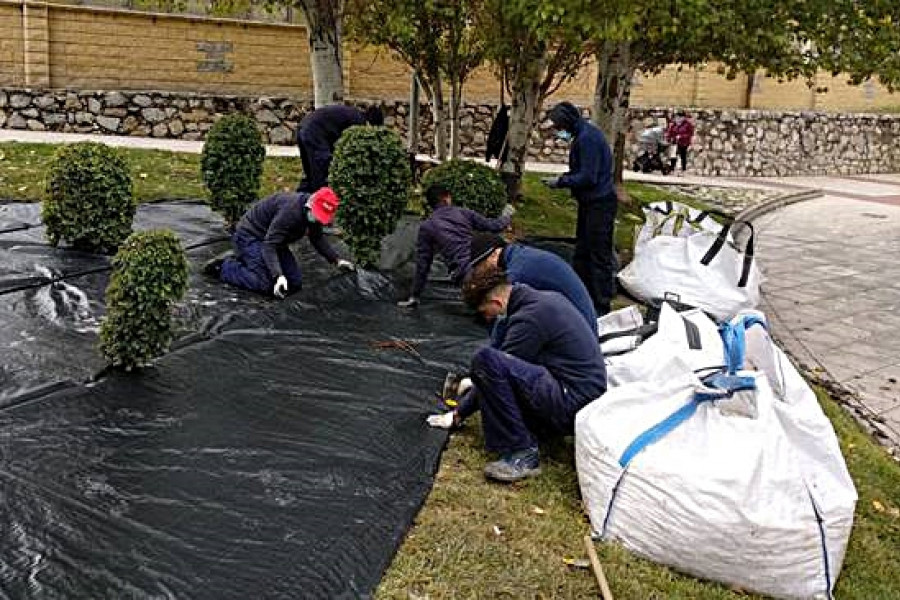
[202,252,231,278]
[484,447,541,483]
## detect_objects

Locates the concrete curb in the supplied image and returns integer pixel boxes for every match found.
[734,188,823,223]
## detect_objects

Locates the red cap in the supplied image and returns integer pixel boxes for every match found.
[309,187,340,225]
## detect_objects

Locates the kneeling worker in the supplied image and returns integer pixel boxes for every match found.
[427,272,607,483]
[205,187,354,298]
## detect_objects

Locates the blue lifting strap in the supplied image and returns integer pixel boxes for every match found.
[719,315,767,374]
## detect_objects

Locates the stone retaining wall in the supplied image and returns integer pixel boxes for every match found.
[2,88,899,176]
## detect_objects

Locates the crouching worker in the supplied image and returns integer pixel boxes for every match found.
[427,272,607,483]
[205,187,354,298]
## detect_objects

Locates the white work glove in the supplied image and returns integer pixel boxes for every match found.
[273,275,289,299]
[501,203,516,218]
[336,259,355,272]
[397,296,419,308]
[540,176,561,189]
[457,377,473,396]
[426,411,457,429]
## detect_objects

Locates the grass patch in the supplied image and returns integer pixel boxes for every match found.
[378,388,900,599]
[0,141,300,202]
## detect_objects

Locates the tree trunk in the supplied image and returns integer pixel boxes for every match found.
[449,78,461,159]
[430,74,449,161]
[500,52,547,201]
[301,0,344,107]
[593,40,634,184]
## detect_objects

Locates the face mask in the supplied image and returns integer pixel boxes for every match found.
[555,130,573,142]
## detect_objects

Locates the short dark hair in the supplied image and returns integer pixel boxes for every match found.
[424,183,451,209]
[364,105,384,126]
[462,270,509,309]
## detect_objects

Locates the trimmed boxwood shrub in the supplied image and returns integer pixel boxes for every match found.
[329,126,411,268]
[201,113,265,227]
[99,229,189,371]
[42,142,135,253]
[420,159,507,217]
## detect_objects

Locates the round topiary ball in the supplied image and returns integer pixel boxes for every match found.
[99,229,189,371]
[329,126,412,268]
[42,142,135,253]
[420,159,507,217]
[201,113,266,227]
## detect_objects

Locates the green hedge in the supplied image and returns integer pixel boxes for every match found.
[99,229,189,370]
[201,113,266,227]
[421,159,507,217]
[329,126,411,268]
[42,142,135,253]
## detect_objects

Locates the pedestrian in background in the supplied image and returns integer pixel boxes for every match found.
[666,110,695,174]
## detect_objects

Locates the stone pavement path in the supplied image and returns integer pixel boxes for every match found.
[753,178,900,455]
[2,127,898,450]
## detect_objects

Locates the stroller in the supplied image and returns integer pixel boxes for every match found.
[632,124,673,175]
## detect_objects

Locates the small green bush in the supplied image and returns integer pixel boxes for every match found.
[42,142,135,253]
[201,113,266,226]
[99,229,189,371]
[329,126,412,268]
[420,159,507,217]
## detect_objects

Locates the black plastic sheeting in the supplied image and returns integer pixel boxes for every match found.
[0,201,485,599]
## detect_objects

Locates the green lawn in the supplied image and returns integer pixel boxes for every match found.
[2,140,897,599]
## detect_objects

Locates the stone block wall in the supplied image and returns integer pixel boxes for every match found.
[2,88,899,177]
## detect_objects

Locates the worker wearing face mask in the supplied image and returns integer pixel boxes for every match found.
[204,187,354,298]
[540,102,617,316]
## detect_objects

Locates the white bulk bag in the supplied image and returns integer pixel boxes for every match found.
[575,315,856,600]
[604,302,724,388]
[635,200,723,248]
[618,220,762,322]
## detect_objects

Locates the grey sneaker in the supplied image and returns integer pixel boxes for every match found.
[484,447,541,483]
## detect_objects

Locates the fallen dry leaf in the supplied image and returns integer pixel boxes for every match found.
[492,525,502,536]
[873,500,886,513]
[531,506,546,515]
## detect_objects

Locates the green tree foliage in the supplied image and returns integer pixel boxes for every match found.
[421,160,506,217]
[43,142,136,253]
[99,229,189,371]
[345,0,487,159]
[329,126,412,268]
[201,113,265,227]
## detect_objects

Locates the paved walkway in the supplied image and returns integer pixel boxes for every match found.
[752,178,900,455]
[2,128,898,451]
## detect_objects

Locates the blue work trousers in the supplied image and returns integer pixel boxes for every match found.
[220,229,303,294]
[470,347,572,455]
[573,192,618,316]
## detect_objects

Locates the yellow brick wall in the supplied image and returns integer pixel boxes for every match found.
[1,2,898,113]
[47,5,311,95]
[0,3,25,86]
[815,74,899,112]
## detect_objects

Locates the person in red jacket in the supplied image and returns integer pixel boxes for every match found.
[666,110,695,173]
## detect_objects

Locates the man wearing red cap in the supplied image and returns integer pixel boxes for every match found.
[205,187,354,297]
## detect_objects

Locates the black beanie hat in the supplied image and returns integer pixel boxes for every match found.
[469,233,507,268]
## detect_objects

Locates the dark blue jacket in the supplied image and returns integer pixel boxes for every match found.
[460,284,607,419]
[501,244,597,336]
[412,205,510,297]
[558,119,614,201]
[236,192,338,278]
[297,105,366,152]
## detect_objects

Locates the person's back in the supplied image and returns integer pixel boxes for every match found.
[502,244,597,336]
[298,105,366,150]
[504,284,607,404]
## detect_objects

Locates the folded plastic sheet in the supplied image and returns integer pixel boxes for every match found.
[0,201,486,599]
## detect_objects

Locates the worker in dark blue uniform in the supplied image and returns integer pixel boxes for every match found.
[397,183,512,308]
[541,101,617,316]
[427,271,607,483]
[205,187,354,297]
[296,104,384,193]
[468,233,597,340]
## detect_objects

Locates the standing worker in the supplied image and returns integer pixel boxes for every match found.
[427,271,607,483]
[296,104,384,193]
[397,183,513,308]
[541,101,617,316]
[204,187,354,297]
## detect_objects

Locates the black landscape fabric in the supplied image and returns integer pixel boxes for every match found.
[0,201,485,599]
